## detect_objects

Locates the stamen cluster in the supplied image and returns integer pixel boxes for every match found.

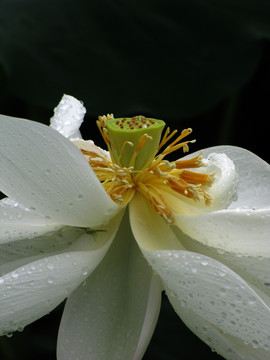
[81,114,214,223]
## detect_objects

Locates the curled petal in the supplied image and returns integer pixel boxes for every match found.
[50,94,86,139]
[203,152,238,210]
[191,146,270,209]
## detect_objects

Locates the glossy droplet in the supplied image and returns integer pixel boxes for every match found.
[200,260,208,266]
[252,339,259,349]
[47,276,55,284]
[219,287,226,295]
[46,263,54,270]
[10,272,19,279]
[82,268,89,276]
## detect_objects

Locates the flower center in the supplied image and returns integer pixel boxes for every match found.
[80,114,214,223]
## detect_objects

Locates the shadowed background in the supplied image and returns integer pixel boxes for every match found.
[0,1,270,359]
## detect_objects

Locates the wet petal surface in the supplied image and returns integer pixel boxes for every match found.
[57,212,162,360]
[0,115,121,227]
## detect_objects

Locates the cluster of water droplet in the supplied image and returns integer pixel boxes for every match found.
[147,250,270,352]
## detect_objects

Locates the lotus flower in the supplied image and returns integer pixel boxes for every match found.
[0,95,269,360]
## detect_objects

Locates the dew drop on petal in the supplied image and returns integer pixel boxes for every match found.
[82,268,89,276]
[219,287,226,295]
[46,263,55,271]
[200,260,208,266]
[47,276,55,284]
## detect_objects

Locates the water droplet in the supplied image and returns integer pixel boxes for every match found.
[251,339,259,349]
[247,296,257,305]
[105,207,114,216]
[82,268,89,276]
[11,272,19,279]
[46,263,54,270]
[200,260,208,266]
[47,276,55,284]
[219,287,226,295]
[221,312,227,319]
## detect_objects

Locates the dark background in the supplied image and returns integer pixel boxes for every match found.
[0,1,270,359]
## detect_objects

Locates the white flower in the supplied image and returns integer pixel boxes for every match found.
[0,94,269,360]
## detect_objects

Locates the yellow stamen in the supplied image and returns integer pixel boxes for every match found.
[80,117,214,223]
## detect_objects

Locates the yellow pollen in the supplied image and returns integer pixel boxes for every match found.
[80,117,214,223]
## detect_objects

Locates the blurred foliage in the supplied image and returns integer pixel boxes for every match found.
[0,1,270,359]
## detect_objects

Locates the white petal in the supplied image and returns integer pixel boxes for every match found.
[167,294,270,359]
[174,225,270,296]
[174,208,270,257]
[129,193,183,250]
[0,115,122,227]
[188,146,270,209]
[143,249,270,351]
[0,226,85,271]
[0,212,121,335]
[57,212,162,360]
[168,152,237,215]
[0,197,61,244]
[50,94,86,139]
[204,152,238,210]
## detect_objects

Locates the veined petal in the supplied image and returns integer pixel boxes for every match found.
[0,197,61,244]
[57,212,162,360]
[143,249,270,352]
[188,146,270,209]
[50,94,86,139]
[0,211,121,335]
[0,115,122,227]
[129,193,183,250]
[167,293,270,360]
[174,208,270,257]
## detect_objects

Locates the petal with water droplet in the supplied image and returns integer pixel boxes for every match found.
[57,213,162,360]
[0,197,62,244]
[0,212,121,335]
[143,249,270,351]
[167,293,270,360]
[0,115,122,227]
[174,208,270,257]
[188,146,270,209]
[50,94,85,139]
[174,225,270,297]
